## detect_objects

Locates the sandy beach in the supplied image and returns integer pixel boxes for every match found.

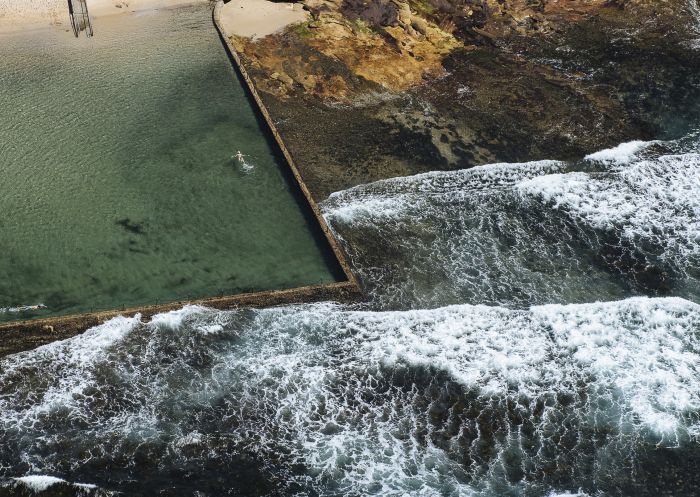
[220,0,307,40]
[1,0,308,37]
[0,0,205,33]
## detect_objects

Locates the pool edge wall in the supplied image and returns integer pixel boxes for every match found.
[0,2,362,358]
[0,282,360,357]
[211,0,358,288]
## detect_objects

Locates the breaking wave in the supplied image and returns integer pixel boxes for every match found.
[323,134,700,309]
[0,299,699,496]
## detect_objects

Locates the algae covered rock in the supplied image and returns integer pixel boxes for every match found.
[229,0,700,199]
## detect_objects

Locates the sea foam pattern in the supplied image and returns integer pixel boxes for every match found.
[520,152,700,280]
[0,299,699,496]
[323,135,700,309]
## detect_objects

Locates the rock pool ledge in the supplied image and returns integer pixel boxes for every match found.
[0,282,360,357]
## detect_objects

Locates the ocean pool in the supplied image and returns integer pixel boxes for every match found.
[0,2,343,322]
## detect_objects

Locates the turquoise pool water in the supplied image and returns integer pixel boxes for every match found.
[0,3,342,321]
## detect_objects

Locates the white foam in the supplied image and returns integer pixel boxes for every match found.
[148,305,208,330]
[237,298,700,492]
[13,475,65,492]
[323,133,700,307]
[22,313,140,366]
[690,0,700,47]
[584,140,656,164]
[74,482,98,490]
[361,298,700,439]
[324,195,409,224]
[0,314,140,435]
[0,303,46,315]
[326,159,564,209]
[534,298,700,441]
[9,475,100,494]
[197,324,224,335]
[322,156,628,308]
[1,298,698,495]
[518,152,700,269]
[546,492,589,497]
[176,431,204,447]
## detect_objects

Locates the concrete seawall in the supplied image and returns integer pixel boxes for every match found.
[212,0,358,289]
[0,282,360,357]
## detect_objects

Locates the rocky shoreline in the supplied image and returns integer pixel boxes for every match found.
[227,0,700,200]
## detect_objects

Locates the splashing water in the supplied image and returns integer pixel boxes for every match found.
[690,0,700,48]
[519,152,700,281]
[233,150,255,173]
[0,299,699,496]
[0,304,46,315]
[323,135,700,309]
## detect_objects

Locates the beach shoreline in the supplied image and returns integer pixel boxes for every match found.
[0,0,206,34]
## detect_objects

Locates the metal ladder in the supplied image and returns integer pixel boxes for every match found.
[69,0,94,38]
